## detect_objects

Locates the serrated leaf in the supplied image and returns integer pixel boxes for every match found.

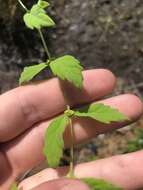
[75,103,129,124]
[11,183,18,190]
[38,0,50,8]
[23,3,55,29]
[49,55,83,88]
[44,115,69,167]
[19,63,48,84]
[81,178,122,190]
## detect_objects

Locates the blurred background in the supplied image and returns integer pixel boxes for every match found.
[0,0,143,172]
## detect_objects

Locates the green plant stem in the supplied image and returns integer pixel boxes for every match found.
[38,29,51,60]
[69,117,75,178]
[17,0,29,12]
[66,105,75,178]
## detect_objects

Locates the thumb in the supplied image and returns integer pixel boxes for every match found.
[32,178,90,190]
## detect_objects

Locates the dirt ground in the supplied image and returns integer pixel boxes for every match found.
[0,0,143,92]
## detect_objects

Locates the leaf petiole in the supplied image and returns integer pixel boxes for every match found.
[17,0,29,12]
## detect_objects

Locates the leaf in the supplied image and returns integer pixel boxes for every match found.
[44,115,69,167]
[75,103,129,124]
[38,0,50,8]
[19,63,48,84]
[49,55,83,88]
[23,3,55,29]
[81,178,122,190]
[11,183,18,190]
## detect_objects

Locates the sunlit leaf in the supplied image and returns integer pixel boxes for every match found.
[19,63,48,84]
[38,0,50,8]
[49,55,83,88]
[23,3,55,29]
[75,103,129,124]
[44,115,69,167]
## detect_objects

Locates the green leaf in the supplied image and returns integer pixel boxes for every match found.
[19,63,48,84]
[75,103,129,124]
[44,115,69,167]
[23,3,55,29]
[38,0,50,8]
[49,55,83,88]
[11,183,18,190]
[81,178,122,190]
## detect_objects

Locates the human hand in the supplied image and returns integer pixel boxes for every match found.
[0,69,142,190]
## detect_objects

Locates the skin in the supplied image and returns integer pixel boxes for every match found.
[0,69,142,190]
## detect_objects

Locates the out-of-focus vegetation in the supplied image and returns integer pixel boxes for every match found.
[125,128,143,153]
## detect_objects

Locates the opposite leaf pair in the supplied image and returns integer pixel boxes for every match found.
[19,55,83,88]
[44,103,129,168]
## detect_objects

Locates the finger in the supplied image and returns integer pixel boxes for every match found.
[32,179,90,190]
[3,94,143,179]
[19,150,143,190]
[0,69,116,142]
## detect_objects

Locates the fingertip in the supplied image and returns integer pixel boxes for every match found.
[83,69,116,99]
[120,94,143,120]
[98,69,117,87]
[100,69,117,93]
